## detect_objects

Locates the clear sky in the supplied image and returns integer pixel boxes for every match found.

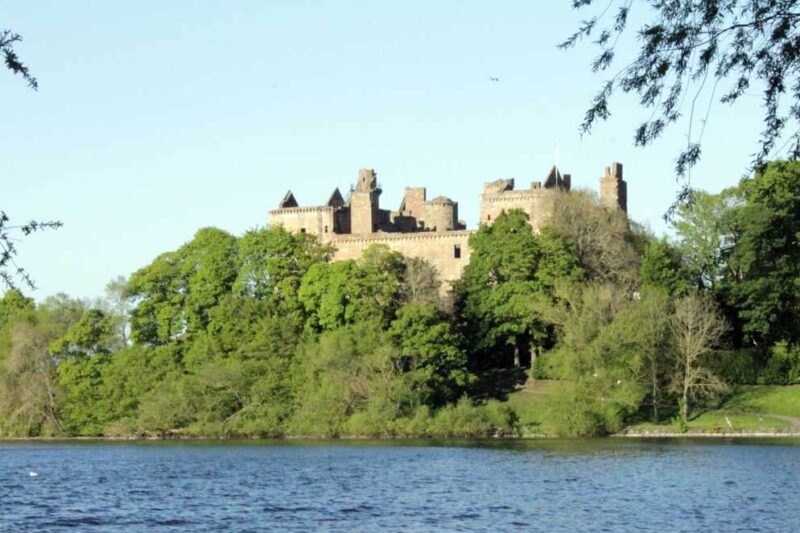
[3,1,768,301]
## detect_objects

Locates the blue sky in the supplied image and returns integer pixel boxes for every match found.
[3,1,767,300]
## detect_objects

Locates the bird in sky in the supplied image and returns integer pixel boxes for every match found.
[489,77,499,82]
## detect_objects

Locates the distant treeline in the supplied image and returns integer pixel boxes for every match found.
[1,161,799,438]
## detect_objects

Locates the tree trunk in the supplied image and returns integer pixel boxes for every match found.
[513,345,520,368]
[530,343,538,385]
[651,359,658,423]
[682,375,690,425]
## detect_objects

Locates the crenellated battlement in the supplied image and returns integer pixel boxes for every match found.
[268,161,628,285]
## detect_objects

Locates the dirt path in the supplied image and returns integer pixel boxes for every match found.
[764,414,800,429]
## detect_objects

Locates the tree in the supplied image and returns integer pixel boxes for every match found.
[548,191,642,289]
[0,322,62,435]
[289,322,405,437]
[640,238,692,296]
[540,283,645,436]
[298,245,406,333]
[1,29,37,88]
[563,1,800,206]
[234,226,330,306]
[625,288,674,422]
[670,293,728,425]
[101,276,132,348]
[672,190,740,290]
[389,303,472,406]
[51,309,117,358]
[401,257,442,307]
[457,210,582,368]
[127,227,239,345]
[723,161,800,347]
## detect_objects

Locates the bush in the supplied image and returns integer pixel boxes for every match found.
[759,342,800,385]
[708,349,760,385]
[540,383,628,437]
[426,397,517,438]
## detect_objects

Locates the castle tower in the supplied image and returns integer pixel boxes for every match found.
[423,196,457,231]
[600,162,627,212]
[350,168,381,234]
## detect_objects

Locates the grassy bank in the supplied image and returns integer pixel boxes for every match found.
[621,385,800,436]
[482,371,800,437]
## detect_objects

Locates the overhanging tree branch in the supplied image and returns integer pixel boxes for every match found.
[563,1,800,215]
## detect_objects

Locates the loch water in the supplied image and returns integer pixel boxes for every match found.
[0,439,798,532]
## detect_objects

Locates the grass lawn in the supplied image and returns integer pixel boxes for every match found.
[625,385,800,434]
[720,385,800,418]
[504,379,556,435]
[628,412,792,433]
[487,371,800,435]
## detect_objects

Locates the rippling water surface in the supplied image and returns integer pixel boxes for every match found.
[1,439,799,532]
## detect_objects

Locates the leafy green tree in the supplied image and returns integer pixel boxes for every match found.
[540,283,645,436]
[58,354,110,435]
[181,303,302,436]
[51,309,116,358]
[724,161,800,347]
[458,210,582,368]
[299,245,406,333]
[54,308,115,435]
[127,227,239,345]
[234,226,329,306]
[640,238,692,296]
[389,303,471,406]
[289,322,406,437]
[126,251,184,345]
[97,345,181,433]
[298,260,360,332]
[620,288,674,422]
[181,228,239,334]
[0,288,35,354]
[673,190,739,290]
[101,276,131,348]
[37,293,86,336]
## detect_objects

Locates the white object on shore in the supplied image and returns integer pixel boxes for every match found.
[725,416,733,428]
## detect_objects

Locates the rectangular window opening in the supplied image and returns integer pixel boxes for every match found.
[454,244,462,259]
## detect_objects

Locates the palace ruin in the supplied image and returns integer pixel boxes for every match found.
[269,162,627,284]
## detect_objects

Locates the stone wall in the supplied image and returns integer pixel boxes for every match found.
[331,230,473,285]
[269,206,336,241]
[479,189,559,231]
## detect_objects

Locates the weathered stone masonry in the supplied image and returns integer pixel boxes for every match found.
[269,163,628,286]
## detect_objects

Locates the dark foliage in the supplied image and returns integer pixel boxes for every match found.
[563,1,800,213]
[1,29,37,89]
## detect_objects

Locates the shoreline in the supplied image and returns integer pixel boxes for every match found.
[613,431,800,438]
[2,431,800,442]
